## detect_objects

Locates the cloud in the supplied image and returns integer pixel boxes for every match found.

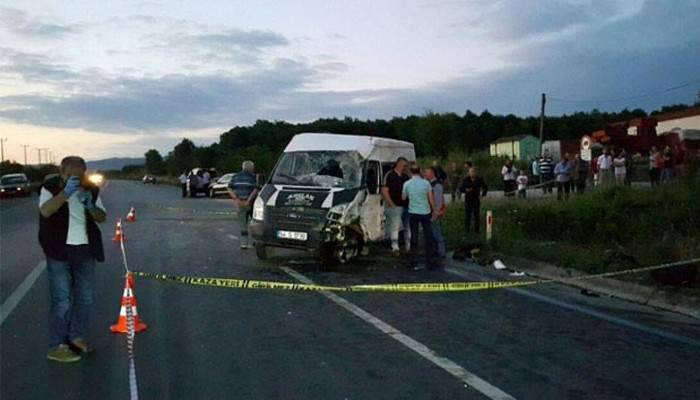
[0,0,698,140]
[0,48,82,85]
[450,0,643,45]
[144,25,290,66]
[0,57,320,132]
[0,6,80,39]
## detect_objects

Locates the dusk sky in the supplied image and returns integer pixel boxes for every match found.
[1,0,698,162]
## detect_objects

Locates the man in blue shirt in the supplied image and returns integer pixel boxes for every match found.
[402,165,439,269]
[554,154,572,201]
[228,160,259,249]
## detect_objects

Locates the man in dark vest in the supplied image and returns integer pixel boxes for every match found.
[39,156,106,363]
[459,167,488,233]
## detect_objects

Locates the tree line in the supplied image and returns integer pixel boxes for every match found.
[141,103,694,176]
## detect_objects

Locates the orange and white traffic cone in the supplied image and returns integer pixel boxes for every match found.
[110,274,147,334]
[126,207,136,222]
[112,218,126,242]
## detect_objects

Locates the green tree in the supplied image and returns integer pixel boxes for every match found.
[144,149,166,175]
[168,138,196,175]
[0,160,24,175]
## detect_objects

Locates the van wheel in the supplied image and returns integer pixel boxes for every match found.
[319,244,338,270]
[255,242,269,260]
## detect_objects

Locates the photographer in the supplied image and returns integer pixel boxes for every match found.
[38,156,106,363]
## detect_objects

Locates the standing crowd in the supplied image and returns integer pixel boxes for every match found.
[382,158,489,270]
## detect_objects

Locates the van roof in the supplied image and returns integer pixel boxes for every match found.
[284,133,415,162]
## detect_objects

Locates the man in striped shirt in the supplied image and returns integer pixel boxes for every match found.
[538,151,554,194]
[228,161,259,249]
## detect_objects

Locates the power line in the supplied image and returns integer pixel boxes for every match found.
[548,78,700,105]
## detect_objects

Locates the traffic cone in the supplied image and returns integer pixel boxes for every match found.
[112,218,125,242]
[110,274,147,334]
[126,207,136,222]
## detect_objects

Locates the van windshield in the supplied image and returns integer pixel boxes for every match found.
[271,151,363,189]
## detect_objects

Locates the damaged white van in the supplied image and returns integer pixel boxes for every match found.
[249,133,416,265]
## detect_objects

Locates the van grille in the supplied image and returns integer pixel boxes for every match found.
[268,207,327,229]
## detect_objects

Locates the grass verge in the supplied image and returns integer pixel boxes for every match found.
[443,181,700,281]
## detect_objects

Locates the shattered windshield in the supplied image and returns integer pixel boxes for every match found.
[271,151,363,189]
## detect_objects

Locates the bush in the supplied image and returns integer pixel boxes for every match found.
[443,181,700,272]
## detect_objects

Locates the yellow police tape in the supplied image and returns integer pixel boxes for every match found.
[131,271,541,292]
[132,258,699,293]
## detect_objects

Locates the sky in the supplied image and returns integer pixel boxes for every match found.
[0,0,698,162]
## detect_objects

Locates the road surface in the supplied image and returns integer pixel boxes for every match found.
[1,180,699,399]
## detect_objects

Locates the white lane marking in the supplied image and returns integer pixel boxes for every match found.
[446,267,700,348]
[0,260,46,326]
[281,267,516,400]
[227,234,239,240]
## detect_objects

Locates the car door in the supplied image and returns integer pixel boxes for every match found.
[359,160,385,241]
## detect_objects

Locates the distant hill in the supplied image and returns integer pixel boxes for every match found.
[87,157,145,171]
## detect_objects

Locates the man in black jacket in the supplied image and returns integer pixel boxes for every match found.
[459,167,488,233]
[38,156,106,363]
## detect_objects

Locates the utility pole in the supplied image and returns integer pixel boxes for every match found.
[538,93,546,156]
[36,147,42,165]
[0,138,7,163]
[40,148,50,165]
[20,144,30,165]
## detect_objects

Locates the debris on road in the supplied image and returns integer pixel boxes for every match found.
[494,259,507,270]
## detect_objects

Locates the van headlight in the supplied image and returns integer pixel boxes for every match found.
[327,203,347,222]
[252,197,265,221]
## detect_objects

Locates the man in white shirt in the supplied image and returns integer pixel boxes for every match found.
[178,172,188,197]
[597,148,614,187]
[38,156,106,363]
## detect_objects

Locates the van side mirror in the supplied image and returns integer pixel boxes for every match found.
[256,173,266,187]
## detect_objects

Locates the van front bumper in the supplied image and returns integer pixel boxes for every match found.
[250,208,328,250]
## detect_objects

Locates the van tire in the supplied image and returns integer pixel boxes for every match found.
[319,244,338,270]
[255,242,269,260]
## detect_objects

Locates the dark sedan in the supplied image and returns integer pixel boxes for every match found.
[0,173,31,198]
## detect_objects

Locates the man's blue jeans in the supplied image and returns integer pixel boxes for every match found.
[47,247,96,348]
[431,220,446,258]
[409,213,435,267]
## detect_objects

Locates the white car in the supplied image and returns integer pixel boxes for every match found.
[209,173,233,198]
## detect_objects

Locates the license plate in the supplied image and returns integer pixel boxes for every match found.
[277,230,308,241]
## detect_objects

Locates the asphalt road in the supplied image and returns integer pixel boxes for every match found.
[1,180,699,400]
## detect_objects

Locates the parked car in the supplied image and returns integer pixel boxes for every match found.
[0,173,31,198]
[209,173,233,198]
[142,175,158,184]
[186,168,218,197]
[250,133,415,265]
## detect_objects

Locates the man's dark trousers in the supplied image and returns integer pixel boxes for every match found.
[409,213,434,268]
[464,201,480,233]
